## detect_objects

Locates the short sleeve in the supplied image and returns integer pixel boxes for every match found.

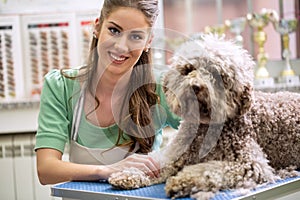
[156,72,181,129]
[34,69,77,153]
[151,69,181,150]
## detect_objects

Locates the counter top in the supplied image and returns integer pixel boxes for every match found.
[51,175,300,200]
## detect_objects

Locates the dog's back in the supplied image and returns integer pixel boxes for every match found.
[247,90,300,169]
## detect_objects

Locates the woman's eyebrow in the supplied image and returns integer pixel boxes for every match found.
[108,21,148,34]
[108,21,123,31]
[131,30,148,35]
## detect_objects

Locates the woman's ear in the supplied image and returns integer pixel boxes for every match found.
[93,17,100,38]
[144,34,154,52]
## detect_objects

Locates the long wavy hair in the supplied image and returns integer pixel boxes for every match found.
[62,0,159,153]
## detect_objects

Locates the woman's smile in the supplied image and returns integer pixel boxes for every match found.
[109,51,128,65]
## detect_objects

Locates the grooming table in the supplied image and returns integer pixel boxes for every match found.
[51,175,300,200]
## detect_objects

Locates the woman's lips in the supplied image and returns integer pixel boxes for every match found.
[109,52,128,64]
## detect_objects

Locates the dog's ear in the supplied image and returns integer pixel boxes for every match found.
[227,83,253,118]
[237,83,253,115]
[218,65,253,118]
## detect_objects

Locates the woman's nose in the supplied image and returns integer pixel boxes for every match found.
[114,35,129,53]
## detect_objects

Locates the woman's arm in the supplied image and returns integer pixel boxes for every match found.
[36,148,160,185]
[36,148,104,184]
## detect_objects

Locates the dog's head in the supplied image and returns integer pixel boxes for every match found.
[163,34,254,124]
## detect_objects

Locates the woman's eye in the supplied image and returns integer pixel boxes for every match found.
[130,34,143,41]
[108,27,120,36]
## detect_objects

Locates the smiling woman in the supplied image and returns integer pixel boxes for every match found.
[96,7,152,76]
[34,0,181,185]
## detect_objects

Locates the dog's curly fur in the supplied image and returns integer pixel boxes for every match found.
[108,34,300,200]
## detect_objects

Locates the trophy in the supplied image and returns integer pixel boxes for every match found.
[204,24,227,37]
[247,9,275,87]
[272,18,299,84]
[225,17,247,46]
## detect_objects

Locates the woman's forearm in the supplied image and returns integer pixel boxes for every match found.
[36,148,110,185]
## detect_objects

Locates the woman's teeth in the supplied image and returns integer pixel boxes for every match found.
[110,52,126,61]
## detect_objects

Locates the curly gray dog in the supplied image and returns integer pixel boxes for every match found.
[108,34,300,200]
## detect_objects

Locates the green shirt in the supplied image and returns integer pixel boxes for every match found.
[35,69,180,153]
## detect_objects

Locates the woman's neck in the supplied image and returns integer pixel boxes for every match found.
[84,68,132,127]
[94,68,132,100]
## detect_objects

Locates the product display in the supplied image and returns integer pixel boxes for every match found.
[27,21,71,95]
[76,12,98,65]
[0,33,4,98]
[80,20,93,65]
[20,13,97,98]
[0,24,17,100]
[5,33,16,97]
[0,13,98,102]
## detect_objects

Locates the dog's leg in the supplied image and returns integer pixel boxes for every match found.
[165,138,280,199]
[165,161,236,199]
[276,166,300,179]
[165,160,261,199]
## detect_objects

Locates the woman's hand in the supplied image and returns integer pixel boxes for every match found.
[102,153,160,179]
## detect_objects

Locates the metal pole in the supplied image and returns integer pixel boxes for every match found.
[185,0,193,34]
[247,0,254,56]
[279,0,284,59]
[216,0,223,24]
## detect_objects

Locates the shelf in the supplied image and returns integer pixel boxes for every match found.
[0,99,40,134]
[255,81,300,93]
[0,99,39,110]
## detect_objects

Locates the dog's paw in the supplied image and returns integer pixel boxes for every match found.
[165,161,231,198]
[108,167,151,189]
[276,166,300,179]
[165,162,221,198]
[165,175,198,198]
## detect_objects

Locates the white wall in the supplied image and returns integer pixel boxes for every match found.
[0,0,102,15]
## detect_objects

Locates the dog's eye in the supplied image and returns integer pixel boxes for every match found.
[201,107,209,115]
[192,85,200,94]
[179,64,195,75]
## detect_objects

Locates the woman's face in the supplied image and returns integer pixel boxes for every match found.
[96,7,152,77]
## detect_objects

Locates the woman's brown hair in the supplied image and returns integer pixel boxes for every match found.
[62,0,159,154]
